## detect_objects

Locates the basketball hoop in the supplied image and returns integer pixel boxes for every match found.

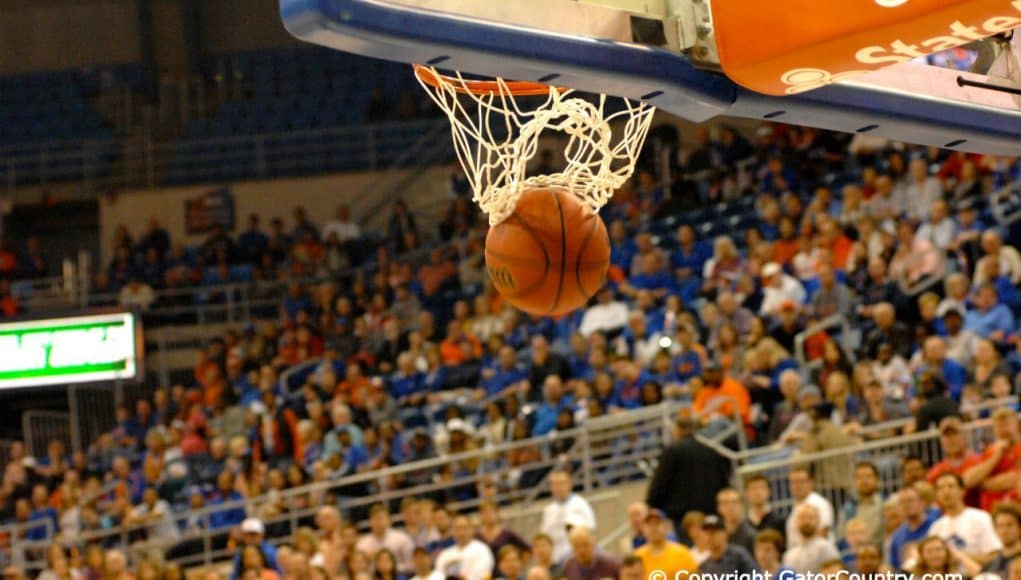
[414,64,656,226]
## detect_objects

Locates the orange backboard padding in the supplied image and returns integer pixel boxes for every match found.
[712,0,1021,95]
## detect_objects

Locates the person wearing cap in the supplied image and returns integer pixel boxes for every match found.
[230,518,281,580]
[782,503,840,573]
[539,470,595,564]
[930,472,1003,563]
[634,508,697,577]
[698,514,757,575]
[759,262,806,318]
[434,515,494,580]
[964,408,1021,511]
[927,416,982,507]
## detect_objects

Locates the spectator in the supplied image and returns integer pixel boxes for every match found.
[965,284,1016,342]
[494,546,524,580]
[238,214,269,263]
[840,462,885,546]
[321,205,361,244]
[647,417,731,534]
[539,470,595,563]
[888,484,940,570]
[744,474,786,536]
[618,554,645,580]
[810,265,854,320]
[124,487,179,544]
[964,408,1021,511]
[985,503,1021,576]
[562,525,619,580]
[410,547,442,580]
[912,535,982,577]
[693,362,751,427]
[210,472,247,531]
[927,416,982,507]
[231,518,282,580]
[477,501,530,557]
[698,515,757,575]
[526,336,569,402]
[419,248,458,298]
[759,262,806,318]
[975,230,1021,286]
[785,466,835,548]
[782,504,840,573]
[118,277,156,311]
[433,515,494,580]
[911,371,959,433]
[753,529,790,576]
[355,504,415,573]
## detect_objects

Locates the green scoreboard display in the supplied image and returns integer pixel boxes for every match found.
[0,312,142,389]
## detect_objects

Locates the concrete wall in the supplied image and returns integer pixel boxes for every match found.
[0,0,140,74]
[199,0,299,54]
[98,167,451,264]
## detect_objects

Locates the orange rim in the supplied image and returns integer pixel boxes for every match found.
[414,64,564,97]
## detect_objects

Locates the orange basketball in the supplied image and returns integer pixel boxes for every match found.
[485,187,610,317]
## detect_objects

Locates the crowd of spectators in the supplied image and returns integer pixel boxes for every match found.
[1,122,1021,580]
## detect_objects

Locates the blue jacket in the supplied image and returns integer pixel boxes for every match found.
[965,304,1016,338]
[888,509,940,570]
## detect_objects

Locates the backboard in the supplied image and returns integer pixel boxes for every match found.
[280,0,1021,154]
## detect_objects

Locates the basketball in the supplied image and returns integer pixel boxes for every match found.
[484,187,610,317]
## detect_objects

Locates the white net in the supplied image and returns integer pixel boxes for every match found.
[415,65,657,226]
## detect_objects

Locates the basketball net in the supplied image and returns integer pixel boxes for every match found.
[415,65,657,226]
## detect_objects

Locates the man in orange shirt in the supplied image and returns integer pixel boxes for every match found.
[438,321,482,366]
[964,408,1021,511]
[927,416,982,507]
[817,218,852,270]
[634,509,697,577]
[693,362,751,427]
[334,361,371,409]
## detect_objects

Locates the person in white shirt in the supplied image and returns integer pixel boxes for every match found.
[974,230,1021,286]
[759,262,806,317]
[782,504,840,573]
[785,466,835,549]
[916,200,957,251]
[930,472,1003,562]
[119,278,156,311]
[540,470,596,564]
[579,286,629,337]
[356,504,416,573]
[409,547,443,580]
[434,515,494,580]
[320,205,362,243]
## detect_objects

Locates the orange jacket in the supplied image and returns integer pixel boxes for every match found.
[693,376,751,425]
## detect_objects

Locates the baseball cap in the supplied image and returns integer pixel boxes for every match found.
[241,518,265,535]
[702,514,725,530]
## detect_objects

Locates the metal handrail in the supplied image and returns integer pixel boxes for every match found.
[793,314,853,370]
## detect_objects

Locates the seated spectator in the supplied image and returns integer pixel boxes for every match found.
[419,248,458,297]
[888,484,940,570]
[753,529,790,576]
[716,487,756,553]
[963,408,1021,511]
[782,504,840,573]
[562,525,619,580]
[434,515,494,580]
[410,547,443,580]
[698,515,757,575]
[983,503,1021,576]
[974,230,1021,286]
[693,362,751,428]
[526,336,569,402]
[864,302,914,359]
[785,466,835,547]
[356,505,415,573]
[231,518,281,580]
[209,472,247,531]
[840,462,885,546]
[965,284,1016,342]
[809,265,854,320]
[759,262,806,318]
[532,376,576,436]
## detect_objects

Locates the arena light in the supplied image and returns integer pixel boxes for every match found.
[0,312,142,390]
